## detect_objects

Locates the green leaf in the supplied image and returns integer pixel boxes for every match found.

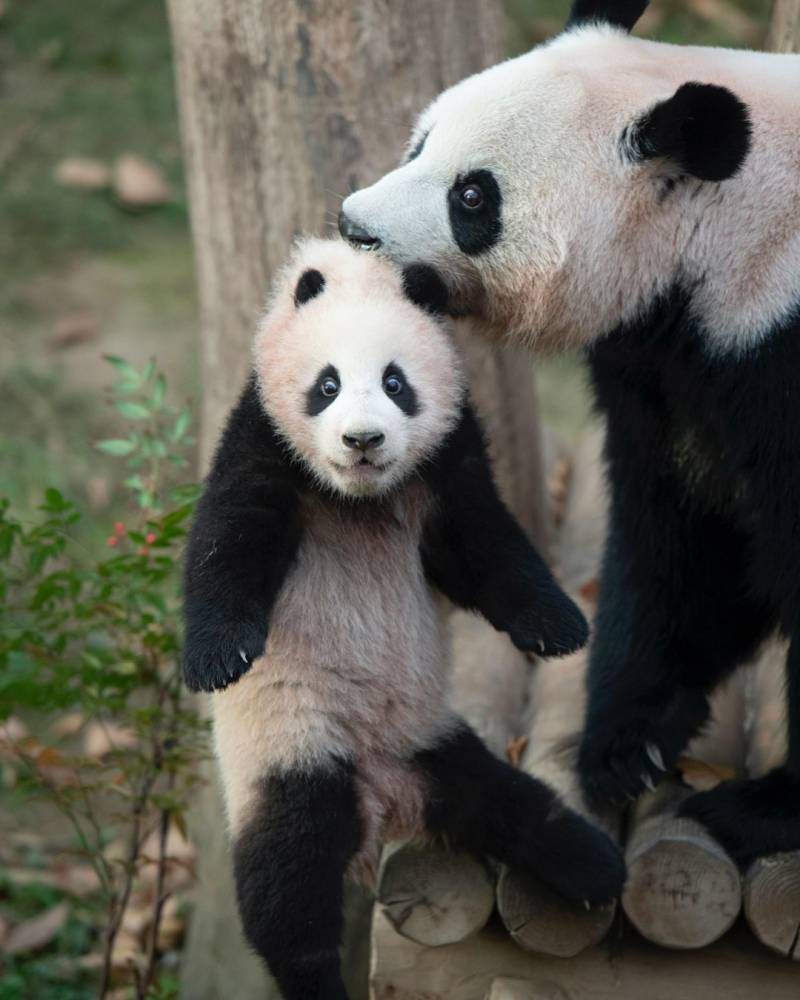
[172,409,191,442]
[152,374,166,408]
[97,439,136,456]
[115,401,151,421]
[104,355,139,381]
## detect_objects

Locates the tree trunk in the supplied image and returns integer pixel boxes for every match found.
[166,4,549,997]
[768,0,800,51]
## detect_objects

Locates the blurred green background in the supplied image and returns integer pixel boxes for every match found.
[0,0,772,523]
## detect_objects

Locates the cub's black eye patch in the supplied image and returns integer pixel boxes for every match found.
[404,130,429,164]
[306,364,340,416]
[294,268,326,306]
[382,363,419,417]
[402,263,449,315]
[448,169,502,256]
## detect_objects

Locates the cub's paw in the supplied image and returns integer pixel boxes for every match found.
[680,767,800,869]
[535,809,627,906]
[504,590,589,658]
[182,614,268,693]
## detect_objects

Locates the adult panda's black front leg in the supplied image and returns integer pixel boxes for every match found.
[421,402,589,657]
[414,723,626,904]
[232,758,361,1000]
[183,377,304,692]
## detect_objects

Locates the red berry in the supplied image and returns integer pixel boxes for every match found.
[139,546,150,556]
[107,536,118,547]
[145,532,157,545]
[114,521,125,536]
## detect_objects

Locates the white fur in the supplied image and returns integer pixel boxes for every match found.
[342,27,800,355]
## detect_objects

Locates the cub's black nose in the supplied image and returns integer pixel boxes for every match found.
[338,210,382,250]
[342,431,385,452]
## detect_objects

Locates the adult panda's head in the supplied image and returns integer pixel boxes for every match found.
[340,0,765,350]
[253,239,464,499]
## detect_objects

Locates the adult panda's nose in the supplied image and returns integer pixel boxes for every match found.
[342,431,385,452]
[338,210,382,251]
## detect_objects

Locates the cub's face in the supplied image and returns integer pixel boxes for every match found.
[253,241,465,498]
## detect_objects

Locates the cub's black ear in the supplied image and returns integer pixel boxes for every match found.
[567,0,648,31]
[628,82,751,182]
[294,268,326,306]
[402,263,449,316]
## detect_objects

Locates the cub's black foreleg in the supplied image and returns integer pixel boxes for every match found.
[183,378,304,692]
[421,403,588,657]
[414,724,625,905]
[232,760,361,1000]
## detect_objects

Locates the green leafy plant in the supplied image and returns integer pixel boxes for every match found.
[0,358,208,999]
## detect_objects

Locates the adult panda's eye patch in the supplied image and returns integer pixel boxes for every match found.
[306,364,340,416]
[448,169,502,256]
[294,268,326,306]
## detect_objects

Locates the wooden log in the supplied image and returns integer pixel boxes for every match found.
[740,636,800,959]
[483,978,538,1000]
[370,908,800,1000]
[622,778,742,949]
[496,428,619,957]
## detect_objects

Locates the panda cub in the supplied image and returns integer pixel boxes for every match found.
[183,239,624,1000]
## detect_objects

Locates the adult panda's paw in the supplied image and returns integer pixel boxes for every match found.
[534,809,627,906]
[182,613,268,693]
[679,767,800,869]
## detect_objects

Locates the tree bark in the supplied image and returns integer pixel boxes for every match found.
[167,4,549,997]
[767,0,800,52]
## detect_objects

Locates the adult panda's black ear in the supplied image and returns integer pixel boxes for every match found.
[402,263,449,316]
[627,82,751,182]
[294,268,326,306]
[566,0,648,32]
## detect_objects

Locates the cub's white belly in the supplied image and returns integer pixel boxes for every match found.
[213,487,452,836]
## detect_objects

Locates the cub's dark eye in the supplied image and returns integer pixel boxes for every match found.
[384,374,403,396]
[459,184,483,209]
[320,377,339,397]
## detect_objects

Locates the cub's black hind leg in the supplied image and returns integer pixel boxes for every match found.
[232,760,361,1000]
[414,724,626,905]
[681,627,800,868]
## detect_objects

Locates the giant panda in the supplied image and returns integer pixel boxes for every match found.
[182,238,624,1000]
[338,0,800,868]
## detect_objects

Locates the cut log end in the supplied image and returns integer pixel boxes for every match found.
[743,852,800,960]
[623,783,742,950]
[376,843,495,947]
[496,866,615,958]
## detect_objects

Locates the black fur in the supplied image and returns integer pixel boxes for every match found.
[382,363,419,416]
[415,724,625,904]
[294,268,326,306]
[233,759,361,1000]
[629,82,751,183]
[566,0,648,31]
[305,364,341,416]
[182,378,304,692]
[448,169,503,257]
[421,403,589,657]
[579,285,800,865]
[401,262,449,315]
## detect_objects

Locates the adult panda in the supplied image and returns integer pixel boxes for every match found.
[339,0,800,867]
[183,239,622,1000]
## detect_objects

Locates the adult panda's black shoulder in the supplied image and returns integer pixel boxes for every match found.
[182,238,620,1000]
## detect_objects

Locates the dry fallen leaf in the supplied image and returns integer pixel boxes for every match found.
[52,711,86,738]
[677,755,737,792]
[113,154,171,208]
[54,156,111,190]
[3,902,70,956]
[506,735,529,768]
